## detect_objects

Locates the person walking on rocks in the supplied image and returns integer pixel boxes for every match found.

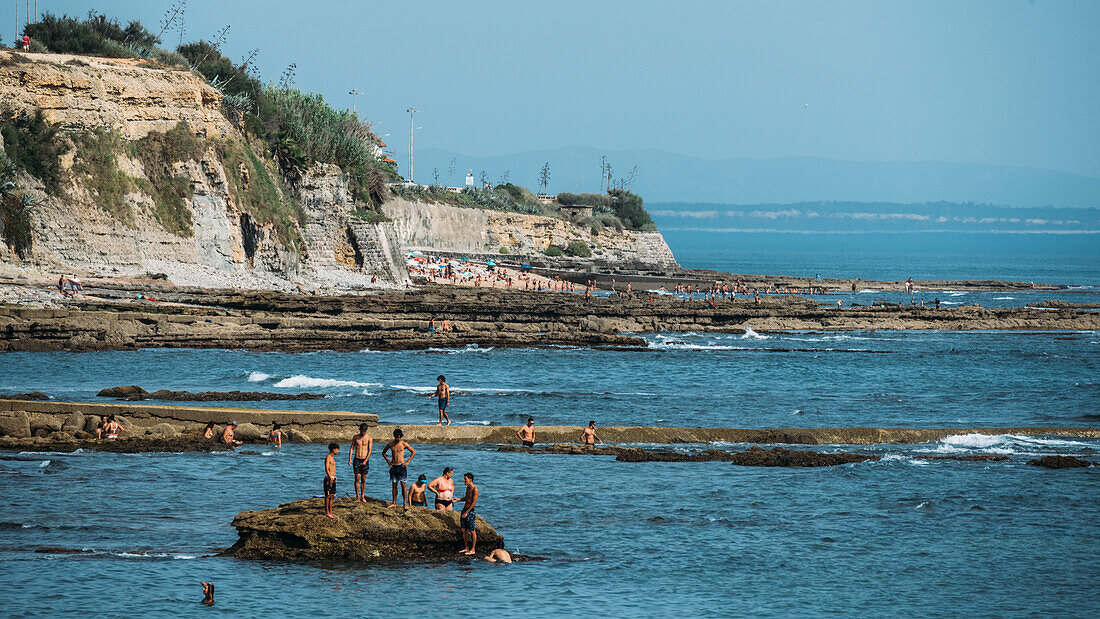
[349,423,373,502]
[580,420,603,446]
[426,375,451,425]
[455,472,479,555]
[382,428,416,508]
[323,443,339,519]
[517,417,536,447]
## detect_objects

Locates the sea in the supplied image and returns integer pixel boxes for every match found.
[1,214,1098,617]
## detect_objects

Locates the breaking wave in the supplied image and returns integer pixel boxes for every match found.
[274,375,381,389]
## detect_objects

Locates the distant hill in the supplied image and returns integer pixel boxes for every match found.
[415,147,1100,208]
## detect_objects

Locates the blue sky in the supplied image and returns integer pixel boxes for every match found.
[20,0,1100,178]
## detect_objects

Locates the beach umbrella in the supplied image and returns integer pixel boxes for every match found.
[486,259,496,267]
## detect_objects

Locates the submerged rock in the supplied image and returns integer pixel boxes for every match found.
[1027,456,1094,469]
[0,392,50,401]
[222,497,504,562]
[97,385,324,401]
[498,444,878,466]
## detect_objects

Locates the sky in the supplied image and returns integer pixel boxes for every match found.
[15,0,1100,179]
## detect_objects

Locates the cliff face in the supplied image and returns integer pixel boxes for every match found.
[383,199,679,269]
[0,50,678,289]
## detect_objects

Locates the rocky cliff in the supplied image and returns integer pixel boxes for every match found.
[0,50,679,290]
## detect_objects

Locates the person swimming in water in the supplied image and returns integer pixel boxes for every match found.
[268,423,283,447]
[200,581,214,606]
[483,548,513,563]
[429,467,455,510]
[407,474,428,508]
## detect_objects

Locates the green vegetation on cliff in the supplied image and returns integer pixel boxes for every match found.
[132,122,203,237]
[557,190,655,231]
[218,138,304,249]
[0,110,63,194]
[0,153,34,258]
[72,128,136,226]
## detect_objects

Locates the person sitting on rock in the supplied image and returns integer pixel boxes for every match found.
[455,472,479,555]
[323,443,339,519]
[407,474,428,509]
[382,428,415,508]
[101,415,124,439]
[202,421,216,440]
[483,548,512,564]
[221,422,242,447]
[268,423,283,447]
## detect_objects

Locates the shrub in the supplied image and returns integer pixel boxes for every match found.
[1,154,33,258]
[25,12,158,58]
[351,207,390,223]
[498,246,509,254]
[131,122,204,236]
[72,128,136,225]
[218,138,303,250]
[542,245,564,257]
[0,110,64,194]
[608,189,654,230]
[565,239,592,258]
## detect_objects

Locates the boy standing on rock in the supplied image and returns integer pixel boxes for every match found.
[455,472,479,555]
[382,428,416,508]
[426,375,451,425]
[517,417,536,447]
[348,423,373,502]
[323,443,339,519]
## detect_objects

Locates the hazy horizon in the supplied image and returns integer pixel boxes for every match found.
[26,0,1100,182]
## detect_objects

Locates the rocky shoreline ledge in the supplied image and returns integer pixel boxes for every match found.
[221,497,508,562]
[1,399,1097,451]
[1,282,1097,353]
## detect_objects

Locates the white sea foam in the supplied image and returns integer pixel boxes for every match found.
[38,460,50,467]
[993,297,1015,300]
[274,375,380,389]
[389,384,436,394]
[741,327,768,340]
[426,344,495,354]
[247,371,271,382]
[858,289,880,293]
[930,433,1089,455]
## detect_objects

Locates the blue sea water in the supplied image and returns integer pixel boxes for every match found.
[2,226,1099,616]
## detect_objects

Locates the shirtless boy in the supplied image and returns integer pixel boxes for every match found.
[454,472,479,555]
[429,467,456,510]
[517,417,535,447]
[323,443,339,519]
[407,474,428,508]
[483,549,513,564]
[382,428,416,508]
[221,421,242,447]
[580,420,603,446]
[425,375,451,425]
[348,423,373,502]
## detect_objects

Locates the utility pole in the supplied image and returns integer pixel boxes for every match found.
[348,89,361,114]
[406,107,418,183]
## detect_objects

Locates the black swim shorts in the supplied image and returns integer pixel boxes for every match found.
[522,440,534,448]
[353,457,369,475]
[323,476,336,496]
[389,464,407,483]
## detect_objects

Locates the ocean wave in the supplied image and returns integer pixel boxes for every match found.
[741,327,768,340]
[857,289,881,293]
[929,433,1090,455]
[425,345,496,354]
[247,371,271,382]
[993,297,1015,300]
[274,375,381,389]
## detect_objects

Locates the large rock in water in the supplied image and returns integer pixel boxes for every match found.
[222,497,504,562]
[1027,455,1094,469]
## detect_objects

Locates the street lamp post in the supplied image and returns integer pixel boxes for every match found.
[406,107,418,183]
[349,89,362,114]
